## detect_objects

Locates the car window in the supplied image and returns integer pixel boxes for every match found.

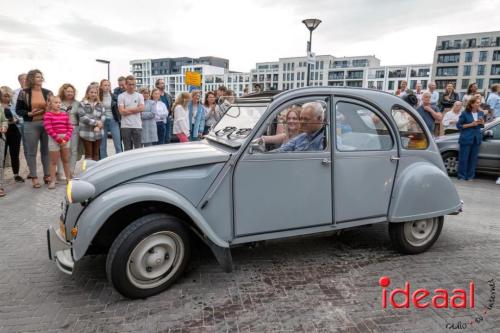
[391,105,429,149]
[489,123,500,139]
[335,102,393,151]
[254,99,329,153]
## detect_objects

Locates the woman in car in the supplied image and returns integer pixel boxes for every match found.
[261,106,302,146]
[457,96,484,181]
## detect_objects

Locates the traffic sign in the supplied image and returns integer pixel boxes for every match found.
[185,71,202,87]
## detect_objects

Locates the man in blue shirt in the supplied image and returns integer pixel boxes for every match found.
[274,102,325,152]
[416,92,442,135]
[487,84,500,118]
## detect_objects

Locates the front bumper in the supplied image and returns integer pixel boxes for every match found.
[47,225,74,275]
[448,200,464,215]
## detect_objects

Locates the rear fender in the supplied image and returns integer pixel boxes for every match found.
[389,162,461,222]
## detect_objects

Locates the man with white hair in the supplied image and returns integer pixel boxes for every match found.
[274,102,326,152]
[416,92,442,134]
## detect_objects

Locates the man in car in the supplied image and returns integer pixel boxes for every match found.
[274,102,325,152]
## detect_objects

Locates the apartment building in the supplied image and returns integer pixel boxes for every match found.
[432,31,500,96]
[367,64,431,93]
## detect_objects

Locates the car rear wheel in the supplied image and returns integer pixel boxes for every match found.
[106,213,191,299]
[442,152,458,176]
[389,217,443,254]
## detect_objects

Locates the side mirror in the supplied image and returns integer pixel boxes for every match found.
[483,130,493,140]
[248,138,265,154]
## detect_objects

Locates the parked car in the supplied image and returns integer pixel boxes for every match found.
[47,87,462,299]
[435,118,500,176]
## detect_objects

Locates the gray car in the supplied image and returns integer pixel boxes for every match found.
[435,118,500,176]
[47,87,462,299]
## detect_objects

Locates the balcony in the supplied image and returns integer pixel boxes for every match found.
[436,40,499,50]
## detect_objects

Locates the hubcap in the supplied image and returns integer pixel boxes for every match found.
[403,218,438,247]
[444,156,458,175]
[126,231,184,289]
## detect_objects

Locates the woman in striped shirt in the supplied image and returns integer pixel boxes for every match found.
[43,95,73,189]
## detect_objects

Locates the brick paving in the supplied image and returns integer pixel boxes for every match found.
[0,141,499,332]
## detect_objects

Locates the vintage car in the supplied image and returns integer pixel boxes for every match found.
[435,118,500,176]
[47,87,462,299]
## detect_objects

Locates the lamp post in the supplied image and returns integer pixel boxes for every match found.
[302,19,321,86]
[96,59,110,81]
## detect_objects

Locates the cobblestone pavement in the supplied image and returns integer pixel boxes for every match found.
[0,143,499,332]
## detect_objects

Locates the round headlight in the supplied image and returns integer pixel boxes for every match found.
[67,179,96,203]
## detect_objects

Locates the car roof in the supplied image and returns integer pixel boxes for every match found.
[236,87,415,116]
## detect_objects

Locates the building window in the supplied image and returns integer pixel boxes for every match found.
[463,65,471,76]
[465,52,473,62]
[465,38,476,48]
[438,53,460,63]
[436,66,458,77]
[491,65,500,76]
[291,73,294,81]
[479,51,488,62]
[347,70,364,79]
[477,65,486,76]
[477,79,484,89]
[461,79,470,90]
[315,72,319,80]
[494,50,500,61]
[292,63,295,71]
[410,80,417,89]
[480,37,490,47]
[421,80,428,88]
[490,79,500,87]
[352,59,368,67]
[329,71,344,80]
[388,81,395,90]
[328,81,344,86]
[436,80,457,90]
[368,81,375,88]
[320,61,324,69]
[375,70,385,78]
[282,73,286,81]
[282,63,286,71]
[388,69,406,78]
[377,81,383,90]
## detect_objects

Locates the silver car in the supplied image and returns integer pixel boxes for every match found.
[47,87,462,299]
[436,118,500,176]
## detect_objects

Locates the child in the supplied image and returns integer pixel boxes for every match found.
[0,107,8,197]
[43,95,73,189]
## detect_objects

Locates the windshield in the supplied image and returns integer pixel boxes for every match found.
[206,104,267,147]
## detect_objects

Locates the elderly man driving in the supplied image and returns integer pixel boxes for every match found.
[274,101,325,152]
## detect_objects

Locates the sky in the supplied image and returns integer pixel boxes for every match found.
[1,0,499,97]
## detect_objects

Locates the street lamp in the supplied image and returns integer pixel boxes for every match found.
[302,18,321,86]
[96,59,110,81]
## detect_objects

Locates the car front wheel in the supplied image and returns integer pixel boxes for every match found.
[389,217,443,254]
[106,213,191,299]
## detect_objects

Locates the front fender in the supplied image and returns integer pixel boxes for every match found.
[72,183,229,261]
[389,162,461,222]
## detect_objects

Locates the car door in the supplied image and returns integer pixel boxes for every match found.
[232,97,332,236]
[333,98,398,223]
[477,122,500,172]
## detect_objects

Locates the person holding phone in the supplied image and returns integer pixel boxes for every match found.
[456,96,484,181]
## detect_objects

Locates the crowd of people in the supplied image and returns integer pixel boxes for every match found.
[0,70,238,197]
[396,80,500,184]
[1,71,499,197]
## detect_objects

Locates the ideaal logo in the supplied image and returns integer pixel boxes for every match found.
[378,277,496,330]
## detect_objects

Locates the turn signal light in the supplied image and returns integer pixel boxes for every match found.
[71,227,78,238]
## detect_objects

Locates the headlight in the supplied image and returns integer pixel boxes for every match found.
[66,180,96,204]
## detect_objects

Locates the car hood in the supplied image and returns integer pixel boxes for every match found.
[434,134,459,143]
[80,142,231,194]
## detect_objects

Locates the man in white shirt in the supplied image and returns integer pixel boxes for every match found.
[427,82,440,106]
[118,75,144,150]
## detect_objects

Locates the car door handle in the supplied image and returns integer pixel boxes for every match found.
[390,156,400,162]
[322,158,331,165]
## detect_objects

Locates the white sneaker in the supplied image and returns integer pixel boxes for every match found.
[496,177,500,185]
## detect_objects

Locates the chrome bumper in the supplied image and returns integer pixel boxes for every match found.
[47,225,74,275]
[449,200,464,215]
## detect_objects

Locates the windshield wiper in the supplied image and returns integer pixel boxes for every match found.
[228,128,253,139]
[215,126,237,137]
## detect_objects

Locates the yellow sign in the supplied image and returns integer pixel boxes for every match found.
[185,71,202,87]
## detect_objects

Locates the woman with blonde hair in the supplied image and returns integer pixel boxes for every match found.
[261,106,302,145]
[58,83,82,173]
[172,92,191,142]
[78,85,104,161]
[0,86,23,183]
